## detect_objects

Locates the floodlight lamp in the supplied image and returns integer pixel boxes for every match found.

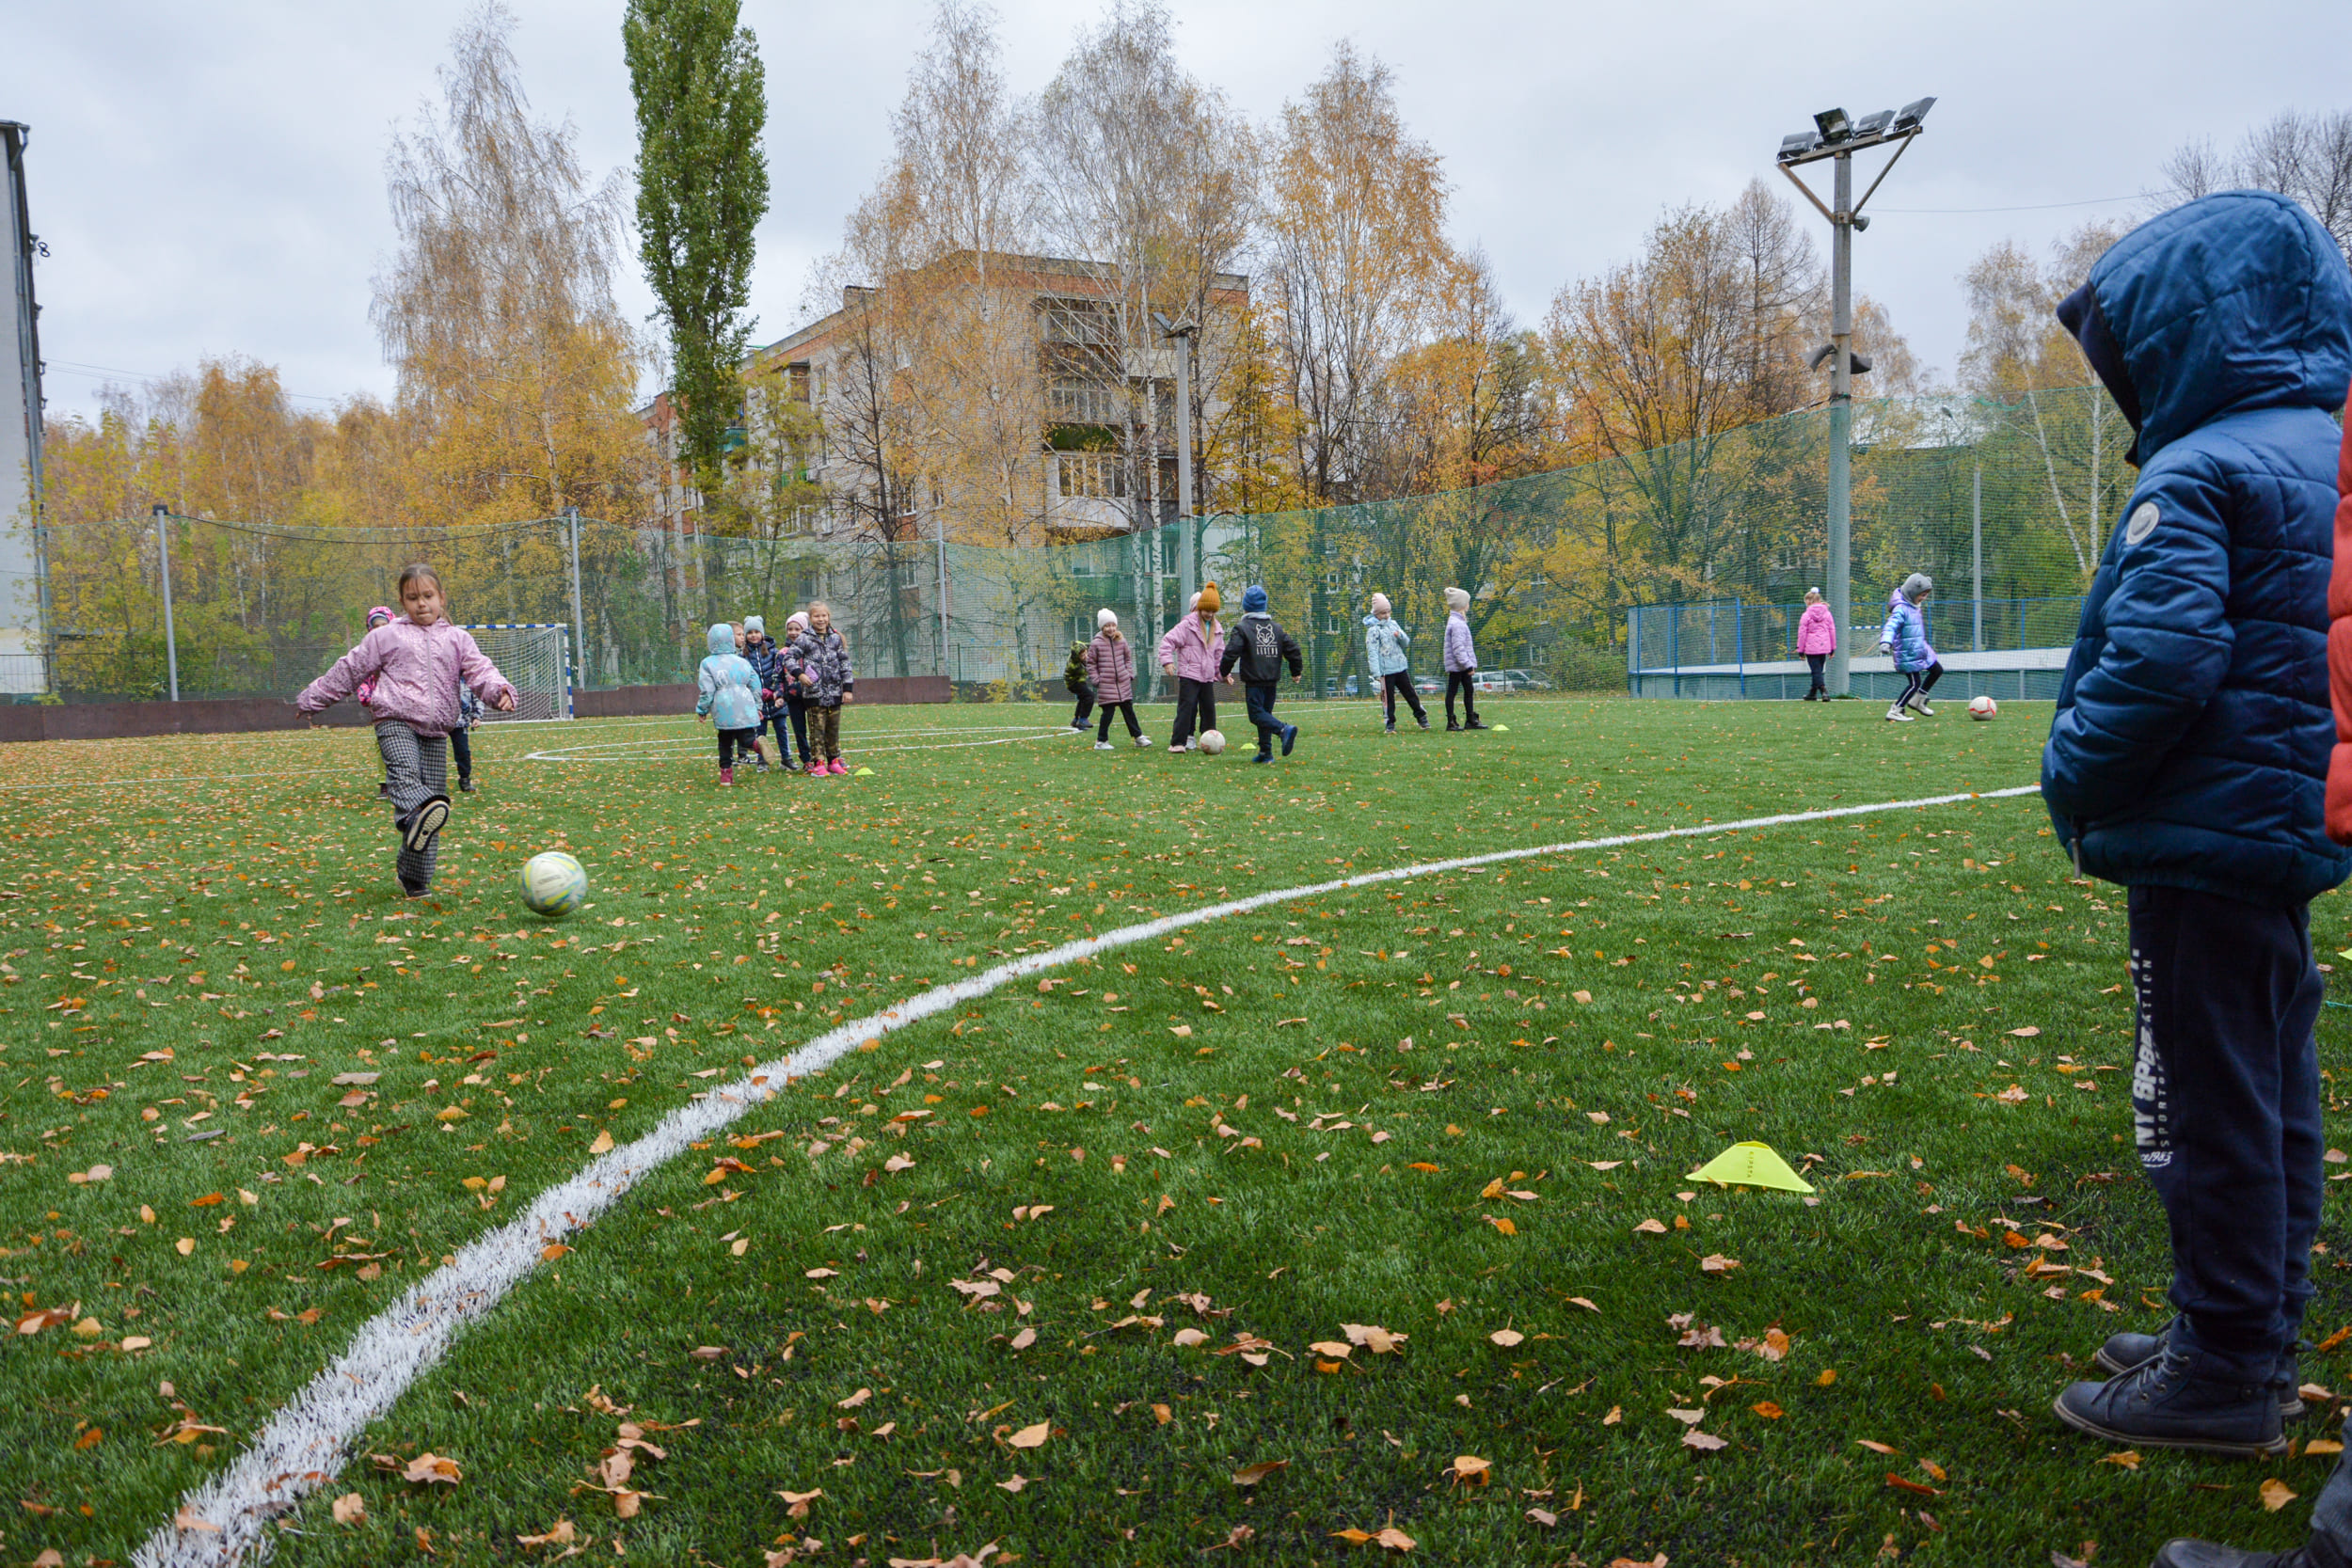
[1852,109,1895,139]
[1151,310,1175,334]
[1893,95,1936,132]
[1813,107,1851,143]
[1778,131,1820,161]
[1852,214,1870,231]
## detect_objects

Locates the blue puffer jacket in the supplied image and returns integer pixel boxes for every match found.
[1879,594,1934,673]
[695,624,763,731]
[1363,615,1412,677]
[2042,191,2352,908]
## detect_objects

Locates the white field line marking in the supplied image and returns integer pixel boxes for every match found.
[525,727,1076,763]
[135,780,2042,1567]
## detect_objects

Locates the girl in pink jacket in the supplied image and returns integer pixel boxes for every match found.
[298,564,516,898]
[1084,609,1149,749]
[1796,587,1837,702]
[1156,584,1225,751]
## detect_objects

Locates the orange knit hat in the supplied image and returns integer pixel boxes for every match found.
[1197,583,1221,615]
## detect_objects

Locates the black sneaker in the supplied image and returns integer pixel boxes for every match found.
[2153,1540,2345,1568]
[1384,721,1396,734]
[399,875,431,899]
[2097,1323,2304,1420]
[1446,720,1462,732]
[402,795,451,853]
[458,776,476,794]
[1281,724,1298,757]
[1464,718,1489,731]
[2053,1346,2289,1456]
[1252,752,1273,765]
[377,781,390,798]
[1417,716,1430,731]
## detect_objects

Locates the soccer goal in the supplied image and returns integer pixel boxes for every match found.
[461,623,573,721]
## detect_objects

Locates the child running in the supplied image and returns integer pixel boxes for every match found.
[297,565,515,898]
[1064,637,1095,733]
[1363,592,1427,733]
[1085,609,1148,750]
[695,622,762,785]
[1879,575,1941,721]
[743,615,790,773]
[1220,585,1302,762]
[1442,587,1486,731]
[1157,585,1224,752]
[792,601,855,776]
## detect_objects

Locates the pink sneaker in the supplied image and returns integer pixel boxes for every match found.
[830,758,850,776]
[718,766,735,786]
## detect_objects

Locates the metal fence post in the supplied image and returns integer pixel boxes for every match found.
[152,503,179,702]
[564,506,586,693]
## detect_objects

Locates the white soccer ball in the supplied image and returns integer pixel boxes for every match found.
[1968,694,1998,721]
[1199,728,1227,755]
[518,850,587,918]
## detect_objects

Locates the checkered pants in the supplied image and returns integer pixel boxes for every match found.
[376,721,448,889]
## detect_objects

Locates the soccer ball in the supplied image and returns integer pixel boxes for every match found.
[518,851,587,918]
[1968,694,1999,721]
[1199,728,1227,755]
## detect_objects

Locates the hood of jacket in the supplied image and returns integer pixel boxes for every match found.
[2057,191,2352,466]
[707,623,738,657]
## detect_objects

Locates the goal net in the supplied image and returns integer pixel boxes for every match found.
[461,623,572,721]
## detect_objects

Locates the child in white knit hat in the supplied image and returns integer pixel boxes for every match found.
[1362,592,1428,733]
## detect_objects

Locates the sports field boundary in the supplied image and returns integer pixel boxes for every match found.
[133,780,2044,1567]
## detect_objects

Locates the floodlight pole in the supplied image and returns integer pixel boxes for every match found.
[1161,317,1199,621]
[564,505,586,692]
[151,503,178,702]
[1826,151,1854,697]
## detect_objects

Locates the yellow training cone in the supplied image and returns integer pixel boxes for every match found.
[1491,724,1510,733]
[1688,1141,1815,1194]
[854,767,877,777]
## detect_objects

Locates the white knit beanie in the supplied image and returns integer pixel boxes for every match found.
[1445,586,1470,613]
[1370,592,1391,615]
[1097,608,1118,629]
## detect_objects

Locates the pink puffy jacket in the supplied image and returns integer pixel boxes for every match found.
[1156,613,1225,684]
[1796,602,1838,656]
[298,619,515,738]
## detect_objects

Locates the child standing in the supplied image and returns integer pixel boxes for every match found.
[298,565,516,897]
[1363,592,1427,733]
[1220,585,1302,763]
[742,615,790,772]
[451,681,480,793]
[1878,576,1940,721]
[792,601,855,775]
[1064,638,1095,732]
[2034,194,2352,1494]
[695,622,762,785]
[1085,609,1147,750]
[1796,587,1836,702]
[1441,587,1486,731]
[779,610,815,773]
[1157,585,1224,751]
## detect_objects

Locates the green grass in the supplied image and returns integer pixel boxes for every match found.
[4,697,2348,1567]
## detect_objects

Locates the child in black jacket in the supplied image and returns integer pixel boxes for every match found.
[1218,585,1302,763]
[1063,640,1094,732]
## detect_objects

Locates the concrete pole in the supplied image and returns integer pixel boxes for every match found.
[1971,464,1983,652]
[151,503,179,702]
[1173,326,1196,619]
[564,506,586,696]
[1825,151,1853,698]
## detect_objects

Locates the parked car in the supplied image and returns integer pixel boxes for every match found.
[1492,667,1554,690]
[1320,675,1361,698]
[1471,673,1518,693]
[1413,675,1445,695]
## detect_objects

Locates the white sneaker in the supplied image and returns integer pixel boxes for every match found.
[1094,740,1113,751]
[1136,736,1153,749]
[1885,705,1914,722]
[1914,699,1935,716]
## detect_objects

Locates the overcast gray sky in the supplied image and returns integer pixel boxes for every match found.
[10,0,2351,420]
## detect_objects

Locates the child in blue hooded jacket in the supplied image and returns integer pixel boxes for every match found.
[695,622,764,786]
[2033,194,2352,1499]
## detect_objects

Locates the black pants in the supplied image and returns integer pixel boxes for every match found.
[1097,700,1140,741]
[1071,683,1096,727]
[1171,677,1217,747]
[717,727,756,768]
[450,725,472,782]
[784,696,812,763]
[1805,654,1826,697]
[1245,683,1285,754]
[2128,884,2324,1377]
[1381,671,1426,727]
[1445,671,1479,725]
[1897,661,1943,708]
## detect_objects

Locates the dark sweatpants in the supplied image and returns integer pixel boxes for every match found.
[784,695,813,764]
[1245,683,1284,756]
[1070,682,1096,728]
[717,727,757,768]
[450,724,473,783]
[1096,700,1141,741]
[2128,884,2324,1378]
[1897,661,1944,708]
[1805,654,1826,697]
[1381,671,1426,727]
[1171,677,1217,748]
[1445,671,1479,725]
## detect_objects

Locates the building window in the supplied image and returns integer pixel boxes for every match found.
[1058,453,1127,499]
[1041,299,1116,348]
[1050,379,1123,424]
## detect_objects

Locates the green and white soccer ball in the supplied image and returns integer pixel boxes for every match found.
[518,850,587,918]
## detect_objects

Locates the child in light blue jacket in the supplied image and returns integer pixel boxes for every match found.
[695,622,764,785]
[1363,593,1428,733]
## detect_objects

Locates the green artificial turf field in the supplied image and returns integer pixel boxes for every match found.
[4,696,2349,1568]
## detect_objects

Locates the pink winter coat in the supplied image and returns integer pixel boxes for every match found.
[297,619,515,738]
[1797,602,1837,656]
[1084,630,1136,705]
[1157,614,1225,684]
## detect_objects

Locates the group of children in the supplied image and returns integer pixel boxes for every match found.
[1061,581,1490,757]
[694,603,855,784]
